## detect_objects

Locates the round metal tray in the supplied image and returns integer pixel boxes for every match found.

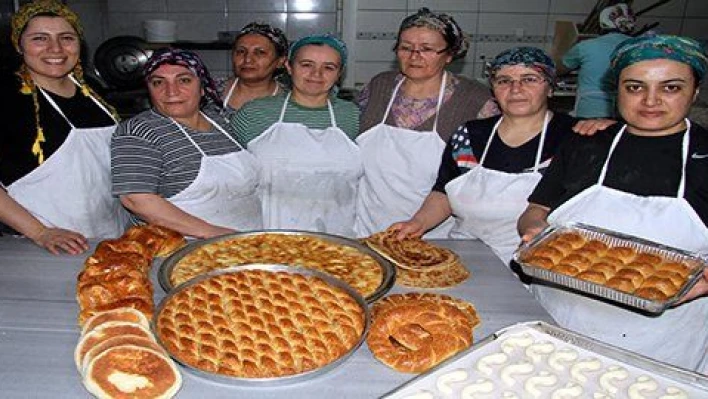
[152,264,370,386]
[158,230,396,303]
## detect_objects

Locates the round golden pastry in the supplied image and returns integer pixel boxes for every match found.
[657,261,692,278]
[552,262,581,277]
[395,260,470,289]
[640,276,679,297]
[593,256,625,270]
[634,286,671,301]
[524,255,556,270]
[653,269,685,288]
[366,302,473,373]
[545,239,575,255]
[554,232,586,249]
[92,239,152,261]
[559,254,592,272]
[606,276,638,293]
[581,239,609,255]
[81,307,151,336]
[371,293,480,330]
[75,321,154,372]
[80,335,166,375]
[615,268,645,287]
[577,270,608,284]
[625,261,656,278]
[79,297,154,326]
[530,246,565,263]
[633,252,663,266]
[605,246,637,264]
[572,248,601,263]
[591,262,617,279]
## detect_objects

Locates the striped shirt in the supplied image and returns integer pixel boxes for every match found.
[111,107,243,199]
[229,93,360,146]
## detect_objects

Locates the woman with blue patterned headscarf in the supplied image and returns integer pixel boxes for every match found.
[111,48,263,238]
[229,33,361,236]
[520,35,708,373]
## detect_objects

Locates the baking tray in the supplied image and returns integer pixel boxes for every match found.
[153,264,370,387]
[513,222,707,314]
[381,321,708,398]
[158,230,396,303]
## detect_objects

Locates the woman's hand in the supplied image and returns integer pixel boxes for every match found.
[572,118,616,136]
[30,227,89,255]
[389,219,426,240]
[676,268,708,305]
[201,225,237,239]
[517,203,551,243]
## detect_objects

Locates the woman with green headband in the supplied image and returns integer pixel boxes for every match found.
[519,34,708,372]
[229,33,361,236]
[0,0,124,254]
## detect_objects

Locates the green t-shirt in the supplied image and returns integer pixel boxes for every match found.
[229,93,359,147]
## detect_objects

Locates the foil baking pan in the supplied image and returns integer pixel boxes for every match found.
[153,264,370,387]
[513,222,707,314]
[158,230,396,303]
[382,321,708,398]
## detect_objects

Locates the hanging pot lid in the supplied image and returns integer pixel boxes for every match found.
[94,35,152,89]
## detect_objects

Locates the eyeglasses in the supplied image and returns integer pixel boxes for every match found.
[396,45,449,57]
[491,75,547,88]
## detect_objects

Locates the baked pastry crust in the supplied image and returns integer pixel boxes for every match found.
[170,233,383,298]
[156,270,366,379]
[371,293,480,330]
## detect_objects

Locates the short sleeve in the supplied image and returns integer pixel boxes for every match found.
[561,43,582,70]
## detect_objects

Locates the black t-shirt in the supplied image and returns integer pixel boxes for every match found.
[433,113,577,193]
[0,73,115,186]
[529,122,708,225]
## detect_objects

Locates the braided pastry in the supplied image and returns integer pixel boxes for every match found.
[367,302,473,373]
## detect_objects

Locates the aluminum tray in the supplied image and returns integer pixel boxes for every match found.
[382,321,708,398]
[158,230,396,303]
[153,264,370,387]
[513,222,707,314]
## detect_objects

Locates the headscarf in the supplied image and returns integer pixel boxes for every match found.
[599,3,636,34]
[235,22,289,57]
[610,34,708,84]
[11,0,116,165]
[486,46,556,85]
[288,33,348,67]
[11,0,82,52]
[396,8,469,60]
[143,48,221,107]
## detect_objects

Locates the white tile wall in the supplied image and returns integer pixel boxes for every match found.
[228,0,287,13]
[408,0,480,12]
[480,0,549,14]
[548,0,597,15]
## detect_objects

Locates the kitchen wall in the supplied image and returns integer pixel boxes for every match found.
[68,0,708,93]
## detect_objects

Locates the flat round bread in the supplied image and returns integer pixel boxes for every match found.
[395,260,470,289]
[81,336,166,376]
[83,345,181,399]
[81,307,151,337]
[363,230,459,271]
[75,321,153,372]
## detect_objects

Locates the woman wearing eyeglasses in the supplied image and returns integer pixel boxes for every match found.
[392,47,585,266]
[354,8,495,239]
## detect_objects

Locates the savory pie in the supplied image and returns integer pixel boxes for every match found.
[156,269,366,379]
[169,233,384,298]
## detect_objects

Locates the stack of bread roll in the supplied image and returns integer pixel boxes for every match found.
[75,224,185,398]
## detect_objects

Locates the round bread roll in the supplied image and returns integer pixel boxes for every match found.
[653,270,685,288]
[615,268,645,287]
[81,336,166,376]
[577,270,608,284]
[530,246,565,264]
[634,286,671,301]
[633,252,663,266]
[552,263,581,277]
[657,261,692,278]
[640,276,679,298]
[83,345,181,399]
[559,254,592,272]
[581,239,609,255]
[75,321,153,372]
[593,256,625,270]
[524,256,555,270]
[367,302,473,373]
[605,247,636,264]
[606,277,638,293]
[572,248,601,263]
[93,239,151,261]
[591,262,617,279]
[79,298,154,326]
[546,239,574,255]
[81,307,151,337]
[625,261,656,278]
[554,232,586,249]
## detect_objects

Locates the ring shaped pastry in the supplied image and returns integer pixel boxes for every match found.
[367,302,473,373]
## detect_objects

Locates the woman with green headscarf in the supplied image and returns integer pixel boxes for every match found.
[518,34,708,372]
[0,0,124,254]
[229,33,361,236]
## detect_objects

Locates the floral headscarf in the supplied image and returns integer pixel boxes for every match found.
[11,0,116,165]
[288,33,348,67]
[486,46,556,84]
[396,8,469,60]
[235,22,289,57]
[599,3,636,34]
[610,34,708,84]
[143,48,221,107]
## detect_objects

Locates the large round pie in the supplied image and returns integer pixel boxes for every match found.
[155,269,367,379]
[169,233,384,298]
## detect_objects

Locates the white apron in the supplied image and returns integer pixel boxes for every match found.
[446,112,551,265]
[247,93,362,236]
[167,112,262,231]
[533,120,708,372]
[6,77,126,238]
[222,77,279,108]
[354,73,453,238]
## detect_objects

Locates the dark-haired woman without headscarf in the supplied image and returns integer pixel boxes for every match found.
[355,8,495,239]
[0,0,123,254]
[219,22,289,113]
[111,48,261,238]
[519,35,708,372]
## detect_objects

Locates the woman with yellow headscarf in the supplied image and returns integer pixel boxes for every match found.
[0,0,124,254]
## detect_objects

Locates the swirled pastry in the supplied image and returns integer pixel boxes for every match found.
[371,293,479,329]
